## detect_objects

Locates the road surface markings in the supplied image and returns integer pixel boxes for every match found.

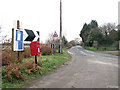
[80,51,95,57]
[67,51,73,55]
[84,50,94,54]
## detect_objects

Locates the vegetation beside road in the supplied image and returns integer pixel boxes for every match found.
[84,46,120,56]
[2,46,72,88]
[84,46,117,51]
[112,52,120,56]
[79,20,119,52]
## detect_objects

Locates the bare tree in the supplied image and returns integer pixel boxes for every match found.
[99,23,116,36]
[46,33,59,44]
[116,24,120,30]
[0,25,3,44]
[46,33,54,44]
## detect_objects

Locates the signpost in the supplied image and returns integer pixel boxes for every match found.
[51,44,55,49]
[12,20,40,64]
[12,20,23,63]
[23,29,40,64]
[52,31,59,53]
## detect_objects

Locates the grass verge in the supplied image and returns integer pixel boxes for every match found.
[112,52,120,56]
[2,47,71,88]
[2,47,72,88]
[84,46,117,51]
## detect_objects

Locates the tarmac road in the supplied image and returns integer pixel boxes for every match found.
[23,46,118,88]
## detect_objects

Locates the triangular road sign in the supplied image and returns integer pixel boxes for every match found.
[53,31,58,37]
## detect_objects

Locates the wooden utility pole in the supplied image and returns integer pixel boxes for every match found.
[59,0,63,54]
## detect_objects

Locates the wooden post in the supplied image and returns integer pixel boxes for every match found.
[17,20,22,63]
[59,0,63,54]
[17,20,20,62]
[35,55,37,64]
[19,51,22,63]
[11,28,16,63]
[51,44,53,54]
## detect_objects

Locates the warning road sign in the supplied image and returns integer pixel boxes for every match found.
[23,29,40,44]
[53,31,58,37]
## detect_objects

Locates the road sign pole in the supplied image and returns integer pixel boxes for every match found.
[51,44,53,54]
[53,39,55,53]
[53,39,54,53]
[53,31,58,53]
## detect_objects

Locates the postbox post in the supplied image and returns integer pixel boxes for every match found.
[35,55,37,64]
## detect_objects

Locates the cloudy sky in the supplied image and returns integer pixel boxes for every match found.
[0,0,119,43]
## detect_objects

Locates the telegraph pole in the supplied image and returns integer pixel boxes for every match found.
[59,0,62,54]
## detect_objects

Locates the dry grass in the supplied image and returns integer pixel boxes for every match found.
[41,44,51,55]
[22,47,31,58]
[2,63,26,82]
[2,47,31,66]
[2,50,14,66]
[2,61,42,83]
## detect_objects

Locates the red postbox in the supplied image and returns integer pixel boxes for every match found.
[30,41,40,56]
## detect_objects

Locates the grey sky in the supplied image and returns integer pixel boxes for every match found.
[0,0,119,43]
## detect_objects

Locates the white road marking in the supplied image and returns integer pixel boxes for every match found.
[80,51,95,56]
[67,51,73,55]
[84,50,94,54]
[71,47,75,49]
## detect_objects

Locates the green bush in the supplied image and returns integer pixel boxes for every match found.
[84,46,117,51]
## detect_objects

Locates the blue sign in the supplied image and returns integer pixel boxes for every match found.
[14,29,23,51]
